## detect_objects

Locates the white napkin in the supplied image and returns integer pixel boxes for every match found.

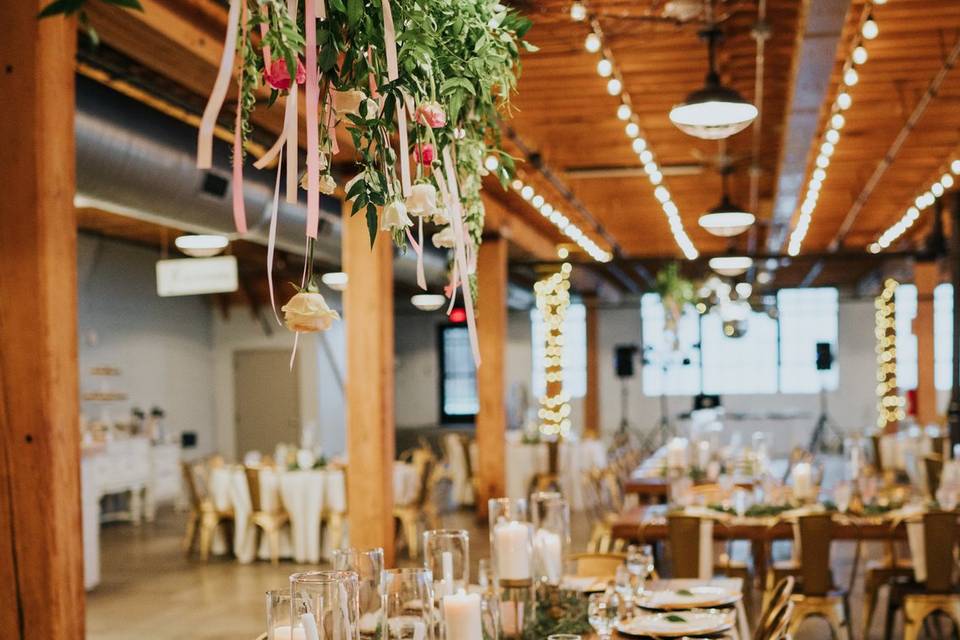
[698,519,714,580]
[907,519,926,582]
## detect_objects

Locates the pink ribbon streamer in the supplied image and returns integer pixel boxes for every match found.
[404,217,427,290]
[231,0,249,234]
[380,0,412,197]
[267,149,284,326]
[284,0,300,202]
[304,0,320,238]
[438,147,481,367]
[197,0,242,169]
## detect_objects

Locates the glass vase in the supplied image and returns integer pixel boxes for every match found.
[488,498,535,639]
[381,568,436,640]
[290,570,361,640]
[332,548,384,638]
[423,529,470,598]
[266,590,300,640]
[530,492,570,586]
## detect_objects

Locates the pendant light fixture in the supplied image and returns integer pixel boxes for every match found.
[669,14,758,140]
[708,255,753,277]
[698,167,755,237]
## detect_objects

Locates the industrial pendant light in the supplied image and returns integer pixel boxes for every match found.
[669,21,758,140]
[698,169,755,236]
[708,254,753,277]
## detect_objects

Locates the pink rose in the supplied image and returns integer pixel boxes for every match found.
[264,58,306,91]
[415,102,447,128]
[415,144,435,166]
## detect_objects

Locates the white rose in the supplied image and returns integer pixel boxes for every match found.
[405,183,438,217]
[318,174,337,195]
[364,98,381,119]
[431,206,450,225]
[281,291,340,333]
[381,200,413,232]
[333,89,367,117]
[432,225,456,249]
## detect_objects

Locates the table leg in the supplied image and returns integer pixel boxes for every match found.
[751,538,768,591]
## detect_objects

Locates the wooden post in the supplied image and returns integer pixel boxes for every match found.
[948,193,960,451]
[342,204,395,565]
[584,298,601,439]
[914,261,939,426]
[476,234,508,519]
[0,4,83,638]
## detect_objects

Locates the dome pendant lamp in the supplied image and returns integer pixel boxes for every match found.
[669,22,758,140]
[698,169,755,237]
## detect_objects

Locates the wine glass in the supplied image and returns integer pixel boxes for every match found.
[614,564,634,612]
[587,591,620,640]
[626,544,654,596]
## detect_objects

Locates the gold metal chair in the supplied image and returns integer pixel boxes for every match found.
[244,466,289,565]
[570,552,626,579]
[886,511,960,640]
[393,446,438,558]
[582,469,628,553]
[761,599,795,640]
[861,533,913,638]
[783,514,852,640]
[181,460,234,561]
[754,576,795,640]
[923,454,943,498]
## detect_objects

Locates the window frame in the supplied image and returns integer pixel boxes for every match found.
[437,323,478,425]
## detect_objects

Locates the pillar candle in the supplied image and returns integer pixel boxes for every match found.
[533,528,563,584]
[271,626,307,640]
[792,462,812,501]
[442,590,482,640]
[442,550,454,596]
[494,521,531,581]
[697,440,710,469]
[667,437,688,469]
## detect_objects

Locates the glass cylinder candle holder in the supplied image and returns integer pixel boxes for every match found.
[290,570,361,640]
[488,498,532,585]
[381,568,436,640]
[423,529,470,598]
[332,548,385,638]
[267,590,303,640]
[529,492,570,586]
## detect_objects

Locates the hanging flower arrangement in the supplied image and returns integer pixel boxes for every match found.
[195,0,532,363]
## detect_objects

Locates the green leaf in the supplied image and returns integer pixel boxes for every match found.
[365,204,379,248]
[327,0,346,12]
[346,0,362,27]
[38,0,84,18]
[103,0,143,10]
[521,41,539,52]
[665,614,687,623]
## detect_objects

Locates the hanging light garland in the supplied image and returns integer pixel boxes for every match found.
[869,158,960,253]
[787,2,884,256]
[568,2,698,260]
[535,263,573,438]
[875,278,903,430]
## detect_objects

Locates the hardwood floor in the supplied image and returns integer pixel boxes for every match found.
[86,507,922,639]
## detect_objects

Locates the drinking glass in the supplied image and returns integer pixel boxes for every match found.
[626,544,654,596]
[530,492,570,586]
[423,529,470,598]
[266,590,301,640]
[381,568,435,640]
[614,564,634,612]
[332,548,384,637]
[290,570,361,640]
[477,558,493,591]
[587,591,620,640]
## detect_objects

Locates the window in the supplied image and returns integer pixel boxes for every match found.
[439,324,477,422]
[935,284,953,390]
[895,284,918,391]
[778,288,839,393]
[640,288,840,396]
[899,283,954,391]
[531,303,587,398]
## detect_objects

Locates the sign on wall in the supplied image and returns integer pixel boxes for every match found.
[156,256,238,297]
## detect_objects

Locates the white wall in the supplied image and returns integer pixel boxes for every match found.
[77,234,216,455]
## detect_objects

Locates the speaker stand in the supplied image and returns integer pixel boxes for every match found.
[807,384,844,454]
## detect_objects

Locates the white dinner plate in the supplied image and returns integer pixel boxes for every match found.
[616,609,734,637]
[559,575,607,592]
[635,585,741,610]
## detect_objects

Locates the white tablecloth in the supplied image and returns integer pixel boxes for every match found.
[503,434,607,510]
[209,463,420,563]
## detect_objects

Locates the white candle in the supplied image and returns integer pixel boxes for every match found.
[792,462,813,501]
[667,437,689,469]
[697,440,710,469]
[494,520,531,581]
[499,600,524,636]
[442,550,454,596]
[271,626,307,640]
[442,590,482,640]
[533,528,563,584]
[300,613,321,640]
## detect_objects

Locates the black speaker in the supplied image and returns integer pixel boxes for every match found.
[694,394,721,410]
[181,431,197,449]
[816,342,834,371]
[615,345,637,378]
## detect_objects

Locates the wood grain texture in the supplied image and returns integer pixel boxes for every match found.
[914,260,940,425]
[0,3,84,637]
[342,202,396,565]
[583,299,600,439]
[476,235,508,519]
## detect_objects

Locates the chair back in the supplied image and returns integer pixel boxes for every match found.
[181,461,203,509]
[871,434,884,471]
[244,466,263,513]
[763,599,795,640]
[795,514,834,595]
[924,455,943,497]
[923,510,958,592]
[667,514,704,579]
[754,576,795,640]
[600,470,624,513]
[571,552,626,578]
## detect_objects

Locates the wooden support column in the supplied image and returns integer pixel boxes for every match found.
[476,234,508,519]
[0,4,83,638]
[342,204,395,565]
[583,298,601,439]
[914,261,939,426]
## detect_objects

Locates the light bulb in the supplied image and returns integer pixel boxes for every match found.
[606,78,622,95]
[862,16,878,40]
[816,154,830,169]
[596,58,613,77]
[853,45,868,64]
[932,183,944,197]
[484,155,499,171]
[837,92,852,110]
[616,104,632,121]
[639,150,653,164]
[826,129,840,144]
[821,142,835,156]
[511,179,523,190]
[831,113,845,129]
[625,122,639,138]
[942,174,954,188]
[844,67,859,86]
[584,33,601,53]
[631,138,646,153]
[952,159,960,174]
[569,1,586,21]
[532,194,545,208]
[813,168,827,181]
[521,185,534,200]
